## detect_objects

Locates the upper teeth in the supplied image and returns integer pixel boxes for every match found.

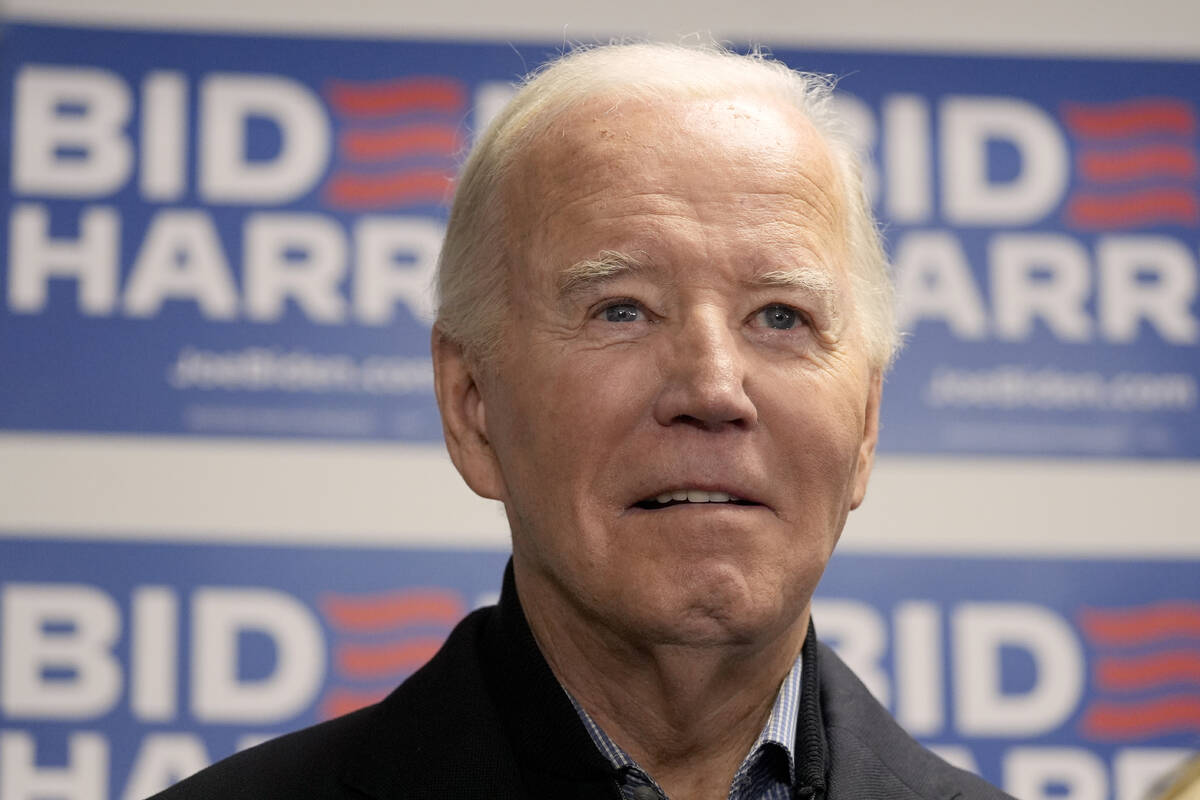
[654,490,738,504]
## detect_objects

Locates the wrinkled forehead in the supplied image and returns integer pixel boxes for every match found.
[500,93,848,272]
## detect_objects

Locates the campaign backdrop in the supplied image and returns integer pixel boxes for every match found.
[4,540,1198,800]
[1,21,1198,800]
[2,23,1197,457]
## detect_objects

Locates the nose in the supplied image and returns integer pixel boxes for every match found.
[652,310,758,430]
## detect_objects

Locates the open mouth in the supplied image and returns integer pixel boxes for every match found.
[633,489,763,510]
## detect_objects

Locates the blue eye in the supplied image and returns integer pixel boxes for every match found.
[758,305,799,330]
[604,304,641,323]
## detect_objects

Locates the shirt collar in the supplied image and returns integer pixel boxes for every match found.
[752,650,804,783]
[565,650,804,790]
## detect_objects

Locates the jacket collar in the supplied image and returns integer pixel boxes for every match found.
[485,561,621,785]
[797,615,830,798]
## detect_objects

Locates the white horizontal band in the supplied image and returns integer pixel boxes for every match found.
[1,432,1195,557]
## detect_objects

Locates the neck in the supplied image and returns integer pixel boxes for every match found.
[516,564,808,800]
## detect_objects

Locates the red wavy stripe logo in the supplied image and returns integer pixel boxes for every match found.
[339,124,462,162]
[335,637,445,678]
[1080,696,1200,739]
[323,169,455,209]
[1079,602,1200,646]
[326,78,465,117]
[1077,145,1198,182]
[1095,649,1200,691]
[1064,189,1199,229]
[318,687,390,720]
[320,589,464,632]
[1062,99,1197,139]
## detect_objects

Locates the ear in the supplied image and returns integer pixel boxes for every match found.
[850,370,882,510]
[431,327,506,501]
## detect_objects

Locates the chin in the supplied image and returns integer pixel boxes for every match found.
[628,565,795,647]
[631,602,783,648]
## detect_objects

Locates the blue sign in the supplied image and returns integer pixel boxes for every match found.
[1,23,1198,454]
[2,538,1196,798]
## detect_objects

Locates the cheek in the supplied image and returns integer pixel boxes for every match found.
[762,375,869,502]
[488,345,647,505]
[546,342,657,416]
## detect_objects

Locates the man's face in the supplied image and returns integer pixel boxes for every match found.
[439,95,880,648]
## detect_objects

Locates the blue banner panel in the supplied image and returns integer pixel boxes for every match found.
[1,538,1196,799]
[2,23,1198,456]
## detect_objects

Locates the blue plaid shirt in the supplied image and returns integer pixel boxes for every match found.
[568,653,803,800]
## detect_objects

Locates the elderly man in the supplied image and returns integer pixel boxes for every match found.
[154,43,1011,800]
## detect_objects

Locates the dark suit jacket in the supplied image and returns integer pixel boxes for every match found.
[151,566,1012,799]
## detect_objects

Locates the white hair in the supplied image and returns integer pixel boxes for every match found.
[436,41,898,371]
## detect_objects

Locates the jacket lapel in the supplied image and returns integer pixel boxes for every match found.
[338,561,619,800]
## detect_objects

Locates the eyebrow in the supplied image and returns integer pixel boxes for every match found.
[754,267,838,299]
[557,250,646,298]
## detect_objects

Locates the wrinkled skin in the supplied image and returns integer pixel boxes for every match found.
[437,95,880,657]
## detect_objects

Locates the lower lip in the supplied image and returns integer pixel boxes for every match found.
[629,502,766,513]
